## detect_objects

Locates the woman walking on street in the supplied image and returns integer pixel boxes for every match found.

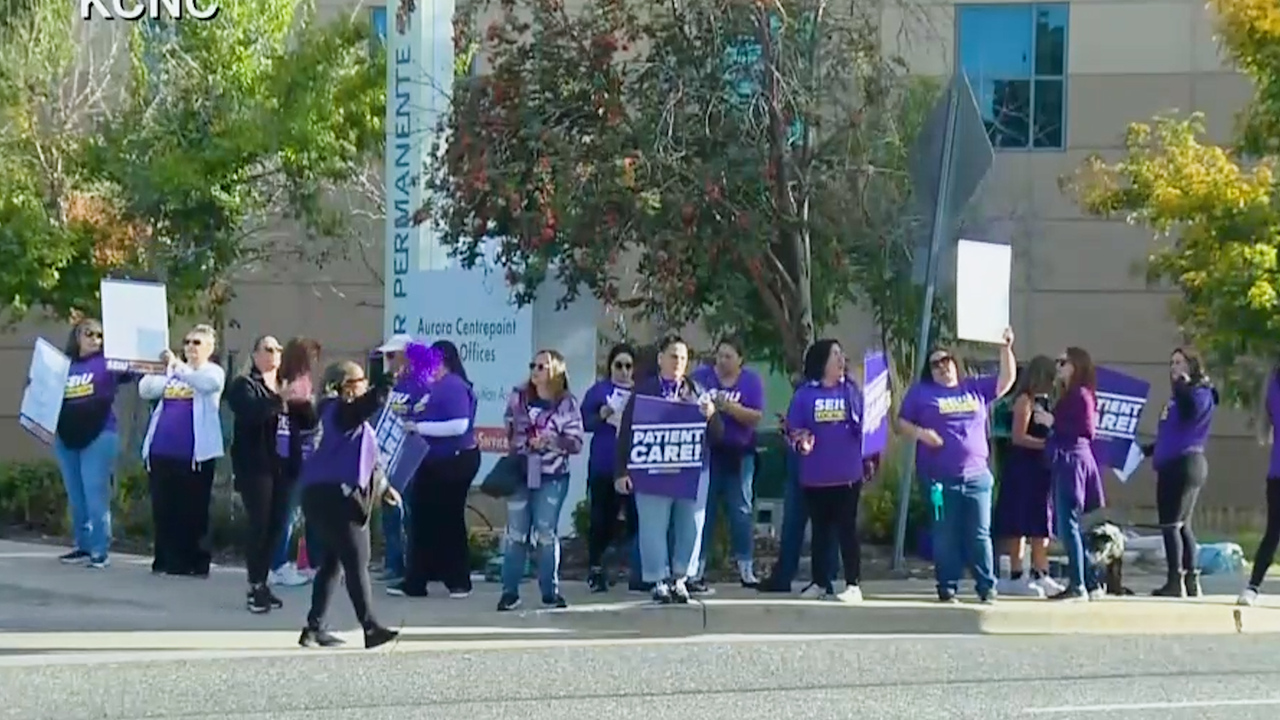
[581,343,639,593]
[1144,347,1218,598]
[53,317,138,569]
[139,324,226,578]
[1240,362,1280,606]
[497,349,585,611]
[297,361,399,650]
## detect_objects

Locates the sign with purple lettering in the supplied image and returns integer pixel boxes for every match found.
[626,395,706,500]
[861,350,890,458]
[1093,367,1151,469]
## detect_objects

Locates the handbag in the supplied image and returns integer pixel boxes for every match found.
[480,454,527,498]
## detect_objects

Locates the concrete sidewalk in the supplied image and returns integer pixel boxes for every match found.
[2,539,1279,650]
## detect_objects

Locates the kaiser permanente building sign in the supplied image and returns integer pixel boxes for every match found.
[383,0,532,451]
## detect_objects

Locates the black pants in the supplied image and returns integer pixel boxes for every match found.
[148,456,216,576]
[301,484,378,629]
[237,464,295,586]
[804,482,863,587]
[1250,479,1280,588]
[405,448,481,594]
[587,472,638,569]
[1155,452,1208,575]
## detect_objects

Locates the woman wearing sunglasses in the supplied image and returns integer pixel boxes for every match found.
[581,343,639,593]
[52,317,139,569]
[138,324,226,578]
[897,328,1016,603]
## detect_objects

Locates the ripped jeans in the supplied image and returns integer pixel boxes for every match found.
[500,473,570,599]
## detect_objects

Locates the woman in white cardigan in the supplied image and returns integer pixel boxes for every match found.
[139,324,226,577]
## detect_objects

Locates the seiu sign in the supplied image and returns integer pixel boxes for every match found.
[80,0,219,21]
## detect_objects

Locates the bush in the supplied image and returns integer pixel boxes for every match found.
[859,437,930,551]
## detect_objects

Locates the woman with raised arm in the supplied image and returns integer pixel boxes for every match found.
[138,324,226,578]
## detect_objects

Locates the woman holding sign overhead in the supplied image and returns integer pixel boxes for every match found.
[784,339,879,603]
[138,324,226,578]
[53,317,138,569]
[897,329,1016,604]
[614,334,725,605]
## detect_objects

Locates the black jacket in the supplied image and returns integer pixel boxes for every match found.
[613,374,725,481]
[226,369,286,483]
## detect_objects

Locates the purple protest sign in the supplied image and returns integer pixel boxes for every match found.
[1092,366,1151,469]
[626,395,706,500]
[861,350,890,458]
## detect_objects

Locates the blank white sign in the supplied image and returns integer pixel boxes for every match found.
[100,279,170,371]
[955,239,1012,344]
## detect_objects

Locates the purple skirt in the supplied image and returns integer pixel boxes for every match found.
[994,445,1053,538]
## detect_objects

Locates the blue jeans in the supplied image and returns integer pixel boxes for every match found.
[635,471,709,583]
[53,431,118,559]
[774,448,838,585]
[929,470,996,598]
[698,452,756,575]
[271,483,323,571]
[1052,465,1088,591]
[501,474,570,599]
[381,501,406,577]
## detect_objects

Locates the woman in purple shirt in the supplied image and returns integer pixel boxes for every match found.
[1037,346,1104,601]
[690,338,765,592]
[1241,364,1280,607]
[53,318,137,569]
[897,328,1016,603]
[581,343,638,593]
[1142,347,1218,598]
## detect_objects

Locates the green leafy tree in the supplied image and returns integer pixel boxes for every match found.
[422,0,941,373]
[1066,0,1280,404]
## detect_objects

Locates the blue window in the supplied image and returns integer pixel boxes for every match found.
[956,3,1068,150]
[370,5,387,47]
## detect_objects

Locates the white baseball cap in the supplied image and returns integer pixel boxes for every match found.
[375,333,413,354]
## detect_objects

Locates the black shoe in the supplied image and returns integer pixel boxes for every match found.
[1050,586,1089,601]
[651,581,673,604]
[1184,570,1203,598]
[671,580,691,604]
[59,549,90,565]
[363,625,399,650]
[1152,572,1187,598]
[267,587,284,609]
[386,582,427,598]
[587,569,608,593]
[685,578,713,596]
[542,594,569,609]
[757,577,792,593]
[298,626,346,648]
[247,584,271,614]
[496,593,522,612]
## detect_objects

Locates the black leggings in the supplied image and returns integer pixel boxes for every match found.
[1155,452,1208,574]
[803,483,863,587]
[587,472,638,569]
[302,484,377,629]
[148,456,216,576]
[237,466,294,586]
[405,448,481,594]
[1249,480,1280,588]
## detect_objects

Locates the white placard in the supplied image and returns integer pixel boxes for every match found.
[955,239,1012,344]
[1112,441,1145,483]
[18,338,72,445]
[100,279,170,373]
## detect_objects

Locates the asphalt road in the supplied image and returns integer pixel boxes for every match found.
[3,633,1280,720]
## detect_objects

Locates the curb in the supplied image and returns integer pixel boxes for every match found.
[513,597,1280,637]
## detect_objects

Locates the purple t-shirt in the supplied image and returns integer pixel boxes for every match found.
[1151,381,1216,467]
[786,379,864,487]
[387,375,427,420]
[420,372,477,459]
[693,365,764,451]
[899,376,999,480]
[58,353,134,449]
[149,377,196,460]
[275,415,317,461]
[581,379,630,478]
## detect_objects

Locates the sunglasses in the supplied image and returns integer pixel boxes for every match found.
[343,376,368,386]
[929,356,953,368]
[261,346,282,354]
[529,362,548,371]
[183,338,203,347]
[82,330,103,339]
[613,361,633,370]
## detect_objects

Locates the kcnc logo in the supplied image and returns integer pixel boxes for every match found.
[80,0,220,21]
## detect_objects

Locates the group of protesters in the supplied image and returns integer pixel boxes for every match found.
[46,311,1280,649]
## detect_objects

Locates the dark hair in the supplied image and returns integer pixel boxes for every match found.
[1172,346,1206,384]
[240,335,274,376]
[64,317,103,360]
[656,334,687,353]
[280,337,322,383]
[919,346,964,384]
[1064,346,1097,391]
[715,336,745,359]
[1015,355,1057,397]
[802,339,841,383]
[431,340,470,384]
[605,342,637,374]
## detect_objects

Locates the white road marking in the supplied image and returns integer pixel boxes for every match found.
[1026,698,1280,713]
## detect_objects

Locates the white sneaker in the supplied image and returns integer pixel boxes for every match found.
[1238,588,1260,607]
[1088,588,1106,601]
[835,585,864,604]
[998,577,1045,598]
[1034,574,1066,595]
[739,561,760,587]
[268,563,311,587]
[800,582,832,600]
